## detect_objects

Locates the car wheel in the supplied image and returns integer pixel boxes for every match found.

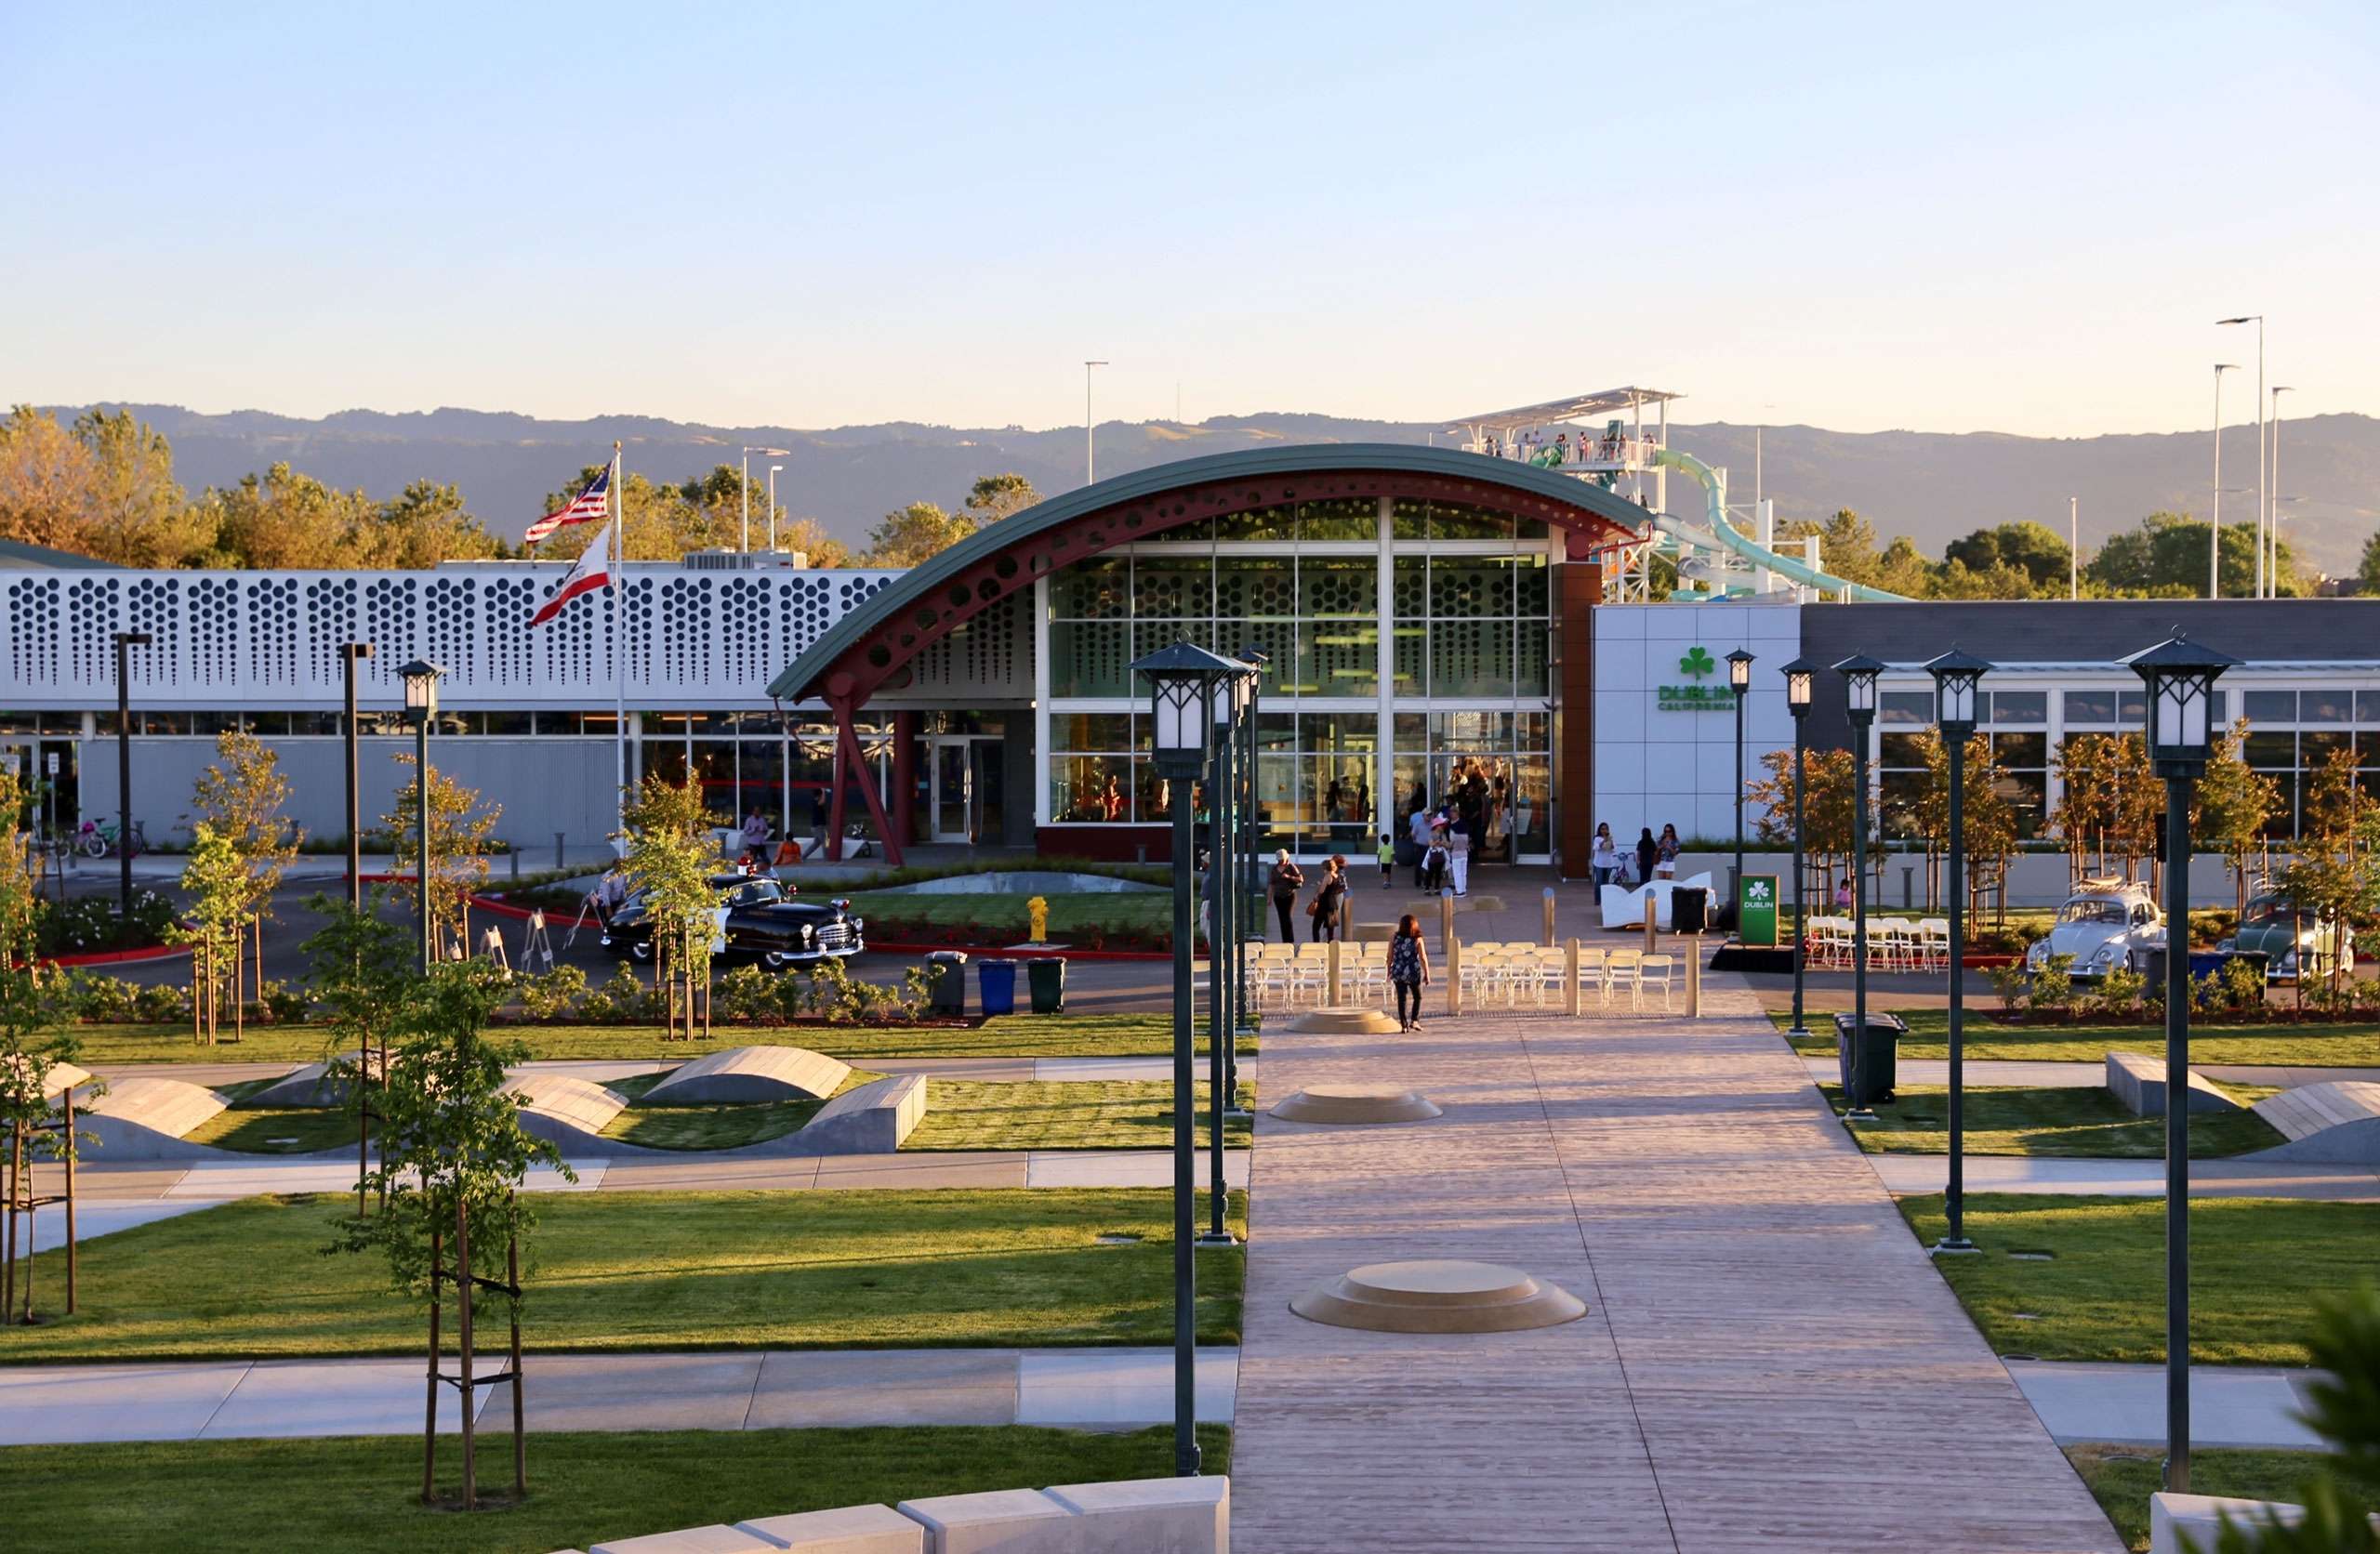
[762,951,788,971]
[629,940,652,963]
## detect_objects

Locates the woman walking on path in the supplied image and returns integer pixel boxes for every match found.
[1634,827,1658,889]
[1388,912,1432,1031]
[1310,856,1348,942]
[1590,823,1619,888]
[1267,850,1304,942]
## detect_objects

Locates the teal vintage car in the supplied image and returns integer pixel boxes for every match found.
[2218,891,2354,983]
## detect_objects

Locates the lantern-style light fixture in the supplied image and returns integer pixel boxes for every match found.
[1833,652,1886,721]
[1726,647,1755,692]
[1212,655,1257,731]
[398,659,446,728]
[1924,646,1993,733]
[2122,633,2240,775]
[1131,640,1243,776]
[1778,654,1818,719]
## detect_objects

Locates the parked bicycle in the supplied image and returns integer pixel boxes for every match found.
[75,818,146,860]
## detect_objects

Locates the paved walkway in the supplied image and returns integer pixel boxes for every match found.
[2006,1362,2325,1450]
[1228,972,2126,1553]
[1865,1153,2380,1202]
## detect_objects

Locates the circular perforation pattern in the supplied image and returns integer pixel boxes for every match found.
[126,577,181,686]
[425,576,479,686]
[67,577,118,683]
[243,578,299,686]
[306,578,360,687]
[7,576,61,687]
[657,576,712,686]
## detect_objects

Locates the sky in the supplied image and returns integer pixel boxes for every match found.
[5,1,2376,438]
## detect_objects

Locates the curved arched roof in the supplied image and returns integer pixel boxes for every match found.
[770,441,1647,707]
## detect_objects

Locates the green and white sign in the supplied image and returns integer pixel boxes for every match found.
[1738,874,1778,948]
[1656,645,1736,713]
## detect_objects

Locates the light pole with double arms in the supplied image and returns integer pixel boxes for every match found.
[399,659,446,973]
[1778,656,1817,1041]
[1726,648,1754,925]
[1924,647,1992,1255]
[2122,631,2238,1495]
[1833,653,1884,1119]
[1131,639,1242,1478]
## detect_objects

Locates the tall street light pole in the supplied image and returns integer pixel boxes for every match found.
[2217,317,2265,597]
[2069,496,2079,600]
[342,642,374,910]
[2268,388,2293,596]
[1925,648,1991,1255]
[1084,362,1108,485]
[1726,649,1754,926]
[1778,657,1817,1043]
[767,466,784,553]
[1200,658,1254,1245]
[1235,645,1270,1106]
[1834,654,1884,1119]
[399,659,446,972]
[1131,639,1240,1479]
[739,445,791,553]
[2122,631,2238,1495]
[2209,363,2238,599]
[112,631,153,924]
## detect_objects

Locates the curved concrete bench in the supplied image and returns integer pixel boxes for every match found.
[794,1074,926,1155]
[2248,1081,2380,1164]
[246,1051,378,1109]
[577,1475,1227,1553]
[501,1074,628,1152]
[643,1046,852,1105]
[38,1061,91,1100]
[2106,1052,2240,1116]
[76,1076,229,1160]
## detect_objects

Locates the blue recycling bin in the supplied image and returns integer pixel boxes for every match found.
[978,957,1019,1017]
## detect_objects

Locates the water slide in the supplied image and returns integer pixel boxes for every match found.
[1647,448,1911,602]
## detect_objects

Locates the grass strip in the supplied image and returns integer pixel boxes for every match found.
[2065,1444,2334,1552]
[0,1424,1231,1554]
[1772,1008,2380,1066]
[1897,1192,2380,1365]
[179,1106,357,1155]
[1818,1084,2282,1158]
[0,1189,1247,1365]
[906,1080,1255,1152]
[594,1069,881,1152]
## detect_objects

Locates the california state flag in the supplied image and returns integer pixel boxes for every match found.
[528,520,614,627]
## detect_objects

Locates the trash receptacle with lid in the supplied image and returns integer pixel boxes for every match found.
[978,957,1019,1017]
[1832,1010,1905,1105]
[1026,956,1066,1014]
[925,951,969,1016]
[1673,886,1711,935]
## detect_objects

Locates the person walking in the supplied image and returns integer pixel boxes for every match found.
[1447,811,1473,898]
[1376,832,1395,889]
[737,809,772,870]
[1267,849,1304,942]
[1309,856,1347,942]
[1655,823,1681,880]
[1634,826,1658,889]
[1590,823,1619,888]
[806,787,830,860]
[1408,802,1435,889]
[1388,912,1432,1031]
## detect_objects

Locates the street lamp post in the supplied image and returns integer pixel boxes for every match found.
[2268,387,2293,595]
[1778,657,1817,1041]
[1726,648,1754,924]
[1925,647,1992,1255]
[342,643,374,911]
[1232,646,1269,1109]
[399,659,447,973]
[1084,362,1108,485]
[111,631,153,924]
[767,465,784,553]
[1200,657,1255,1245]
[1131,639,1241,1479]
[2122,632,2238,1495]
[2209,364,2239,599]
[1833,654,1884,1119]
[2217,317,2265,597]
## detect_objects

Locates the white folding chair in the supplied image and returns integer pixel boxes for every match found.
[1602,949,1641,1008]
[1637,953,1675,1011]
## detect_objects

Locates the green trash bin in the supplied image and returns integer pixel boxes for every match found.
[1026,955,1066,1014]
[1832,1010,1904,1105]
[925,951,969,1016]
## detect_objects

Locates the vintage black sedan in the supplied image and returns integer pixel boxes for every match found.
[600,874,865,968]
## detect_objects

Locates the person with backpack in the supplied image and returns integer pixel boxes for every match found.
[1388,912,1432,1031]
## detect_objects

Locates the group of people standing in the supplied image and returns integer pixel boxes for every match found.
[1586,822,1682,889]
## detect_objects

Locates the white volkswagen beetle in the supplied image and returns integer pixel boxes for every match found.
[2025,877,2164,981]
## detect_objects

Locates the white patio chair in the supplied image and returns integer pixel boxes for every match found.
[1637,953,1675,1011]
[1602,948,1642,1008]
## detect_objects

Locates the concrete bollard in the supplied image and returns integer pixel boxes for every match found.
[1327,937,1342,1006]
[1542,887,1556,947]
[1644,910,1658,954]
[1565,937,1581,1017]
[1446,932,1462,1017]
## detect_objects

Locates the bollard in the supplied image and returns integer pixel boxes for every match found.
[1644,909,1658,954]
[1686,938,1702,1017]
[1327,937,1342,1006]
[555,831,566,870]
[509,849,520,879]
[1542,887,1556,948]
[1901,863,1914,909]
[1565,937,1581,1017]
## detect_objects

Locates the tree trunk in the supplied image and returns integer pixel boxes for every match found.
[456,1195,476,1511]
[508,1223,526,1498]
[423,1221,442,1505]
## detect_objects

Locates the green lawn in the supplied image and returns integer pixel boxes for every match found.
[1819,1084,2283,1158]
[906,1080,1254,1152]
[180,1105,357,1154]
[1776,1008,2380,1066]
[68,1013,1253,1065]
[0,1424,1233,1554]
[2066,1444,2334,1552]
[0,1189,1247,1365]
[1897,1193,2380,1365]
[592,1070,876,1152]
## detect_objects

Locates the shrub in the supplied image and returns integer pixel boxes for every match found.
[517,964,588,1021]
[710,964,782,1025]
[578,962,657,1023]
[803,956,858,1021]
[2214,955,2267,1013]
[2027,954,2074,1014]
[253,979,311,1024]
[1987,963,2031,1015]
[2091,964,2145,1019]
[134,982,186,1022]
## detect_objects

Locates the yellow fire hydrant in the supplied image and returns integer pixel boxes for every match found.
[1027,894,1049,945]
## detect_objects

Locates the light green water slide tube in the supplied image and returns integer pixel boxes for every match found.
[1647,447,1911,602]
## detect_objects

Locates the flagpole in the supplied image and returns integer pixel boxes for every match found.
[612,441,628,845]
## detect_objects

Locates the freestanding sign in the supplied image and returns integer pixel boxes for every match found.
[1738,874,1779,947]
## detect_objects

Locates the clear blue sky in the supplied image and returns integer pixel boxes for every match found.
[5,1,2374,437]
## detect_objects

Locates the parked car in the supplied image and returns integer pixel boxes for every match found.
[601,873,865,968]
[2025,877,2163,981]
[2219,890,2355,983]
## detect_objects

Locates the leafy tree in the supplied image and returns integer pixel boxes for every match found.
[775,515,851,567]
[174,823,251,1045]
[2359,532,2380,597]
[1905,729,2020,917]
[2212,1286,2380,1552]
[1873,535,1934,597]
[0,769,81,1322]
[2277,747,2380,1004]
[383,756,501,962]
[863,500,972,566]
[2086,510,2301,598]
[1927,557,2041,599]
[0,405,94,552]
[615,774,723,1038]
[963,473,1040,525]
[1780,508,1882,586]
[362,480,508,567]
[2197,720,2282,920]
[75,409,201,566]
[193,462,379,569]
[1942,520,2072,591]
[1749,745,1864,896]
[300,893,416,1214]
[2053,733,2160,884]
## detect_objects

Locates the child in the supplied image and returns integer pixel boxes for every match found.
[1422,837,1448,894]
[1377,833,1395,889]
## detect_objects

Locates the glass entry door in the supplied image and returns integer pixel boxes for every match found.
[930,737,975,844]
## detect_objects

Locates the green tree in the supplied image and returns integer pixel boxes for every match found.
[74,409,202,566]
[2197,720,2282,920]
[863,500,972,566]
[2277,747,2380,1004]
[300,893,416,1215]
[615,773,723,1039]
[363,480,508,567]
[0,405,95,552]
[173,823,251,1045]
[2358,532,2380,597]
[2212,1286,2380,1552]
[1941,520,2072,591]
[384,756,501,962]
[195,462,379,569]
[1749,745,1863,896]
[963,472,1040,525]
[1781,507,1882,586]
[2086,510,2300,598]
[0,769,81,1322]
[1926,557,2040,599]
[775,515,851,567]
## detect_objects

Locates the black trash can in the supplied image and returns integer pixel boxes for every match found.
[925,951,969,1016]
[1832,1010,1905,1105]
[1673,886,1711,935]
[978,957,1019,1017]
[1026,955,1067,1014]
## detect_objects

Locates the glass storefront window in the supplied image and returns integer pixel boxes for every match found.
[1050,621,1132,697]
[1878,692,1932,727]
[1988,691,2046,725]
[1051,558,1128,619]
[2301,689,2353,724]
[1051,712,1132,751]
[2062,691,2117,723]
[1051,754,1132,823]
[2242,691,2296,724]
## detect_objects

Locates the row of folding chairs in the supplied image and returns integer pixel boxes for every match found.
[1804,916,1952,971]
[1246,940,1678,1013]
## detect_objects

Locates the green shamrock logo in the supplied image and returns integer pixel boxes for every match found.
[1679,646,1716,678]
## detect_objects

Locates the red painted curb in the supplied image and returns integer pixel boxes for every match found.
[41,940,193,968]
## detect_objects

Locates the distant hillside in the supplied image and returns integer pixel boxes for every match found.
[46,402,2380,578]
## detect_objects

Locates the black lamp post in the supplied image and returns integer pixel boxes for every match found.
[1131,639,1240,1479]
[342,642,374,911]
[112,630,153,924]
[1231,645,1269,1111]
[1833,653,1884,1118]
[1200,656,1256,1246]
[2122,631,2237,1495]
[1778,656,1817,1042]
[399,659,446,973]
[1924,646,1991,1255]
[1726,648,1754,926]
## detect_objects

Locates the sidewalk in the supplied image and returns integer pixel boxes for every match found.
[1799,1055,2380,1092]
[1864,1153,2380,1202]
[0,1347,1241,1446]
[2007,1361,2326,1450]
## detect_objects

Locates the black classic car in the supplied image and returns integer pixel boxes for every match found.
[600,874,865,968]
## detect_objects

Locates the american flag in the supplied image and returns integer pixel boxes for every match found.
[525,468,611,546]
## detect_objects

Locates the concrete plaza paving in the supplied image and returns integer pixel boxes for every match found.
[1798,1054,2380,1092]
[1864,1153,2380,1202]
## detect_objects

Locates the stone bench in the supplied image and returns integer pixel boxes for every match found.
[2149,1491,2380,1552]
[570,1475,1227,1554]
[501,1074,628,1152]
[2105,1052,2240,1117]
[796,1073,926,1155]
[2248,1080,2380,1164]
[644,1045,852,1105]
[76,1076,229,1160]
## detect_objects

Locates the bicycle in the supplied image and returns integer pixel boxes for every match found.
[75,818,147,860]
